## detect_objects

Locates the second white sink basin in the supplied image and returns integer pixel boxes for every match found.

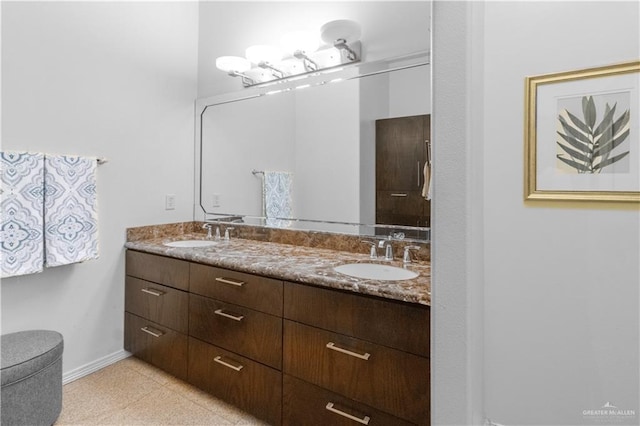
[334,263,418,281]
[164,240,217,248]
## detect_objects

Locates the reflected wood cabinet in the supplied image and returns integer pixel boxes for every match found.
[376,114,431,229]
[125,250,430,425]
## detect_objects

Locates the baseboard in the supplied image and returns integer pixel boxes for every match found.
[62,349,132,384]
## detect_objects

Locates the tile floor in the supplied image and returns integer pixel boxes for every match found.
[55,357,269,425]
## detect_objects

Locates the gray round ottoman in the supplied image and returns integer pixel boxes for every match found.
[1,330,64,426]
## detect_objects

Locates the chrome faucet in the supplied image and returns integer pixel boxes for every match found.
[403,245,421,264]
[224,227,235,241]
[202,223,213,240]
[378,237,394,261]
[360,240,378,259]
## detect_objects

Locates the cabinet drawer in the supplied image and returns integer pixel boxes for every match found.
[124,312,188,381]
[377,190,427,216]
[126,250,189,291]
[125,276,188,333]
[188,337,281,426]
[284,320,429,425]
[284,282,429,357]
[283,374,415,426]
[189,294,282,369]
[190,263,283,316]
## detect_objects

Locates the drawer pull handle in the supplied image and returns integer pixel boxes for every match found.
[140,326,164,338]
[325,402,371,425]
[214,309,244,322]
[326,342,371,360]
[213,356,243,371]
[390,193,408,197]
[141,288,164,297]
[215,277,245,287]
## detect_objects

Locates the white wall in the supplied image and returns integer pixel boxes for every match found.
[294,80,361,223]
[201,94,296,216]
[1,1,198,377]
[482,2,639,425]
[433,1,639,425]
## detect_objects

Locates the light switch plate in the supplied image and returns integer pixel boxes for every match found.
[165,194,176,210]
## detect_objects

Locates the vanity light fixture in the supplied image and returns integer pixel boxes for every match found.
[320,19,361,61]
[215,20,362,88]
[215,56,256,86]
[245,45,285,79]
[281,30,320,72]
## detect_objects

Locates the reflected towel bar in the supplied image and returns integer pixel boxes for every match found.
[251,169,264,175]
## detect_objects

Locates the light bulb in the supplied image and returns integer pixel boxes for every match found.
[320,20,361,44]
[245,45,283,66]
[281,31,320,56]
[215,56,251,73]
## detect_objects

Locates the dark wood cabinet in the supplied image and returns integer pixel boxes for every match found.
[283,281,430,425]
[283,374,414,426]
[125,276,189,334]
[188,337,282,426]
[376,114,431,228]
[125,250,430,425]
[125,250,189,291]
[124,312,188,381]
[189,293,283,369]
[283,320,429,425]
[284,282,429,357]
[124,252,189,381]
[190,263,283,316]
[186,263,284,424]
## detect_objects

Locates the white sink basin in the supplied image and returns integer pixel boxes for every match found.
[334,263,418,281]
[164,240,217,248]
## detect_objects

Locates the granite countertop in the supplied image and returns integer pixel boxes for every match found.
[125,234,431,306]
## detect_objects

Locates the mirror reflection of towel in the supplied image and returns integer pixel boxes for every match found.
[263,171,293,227]
[422,139,432,201]
[422,162,431,200]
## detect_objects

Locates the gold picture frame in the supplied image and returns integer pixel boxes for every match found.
[524,61,640,202]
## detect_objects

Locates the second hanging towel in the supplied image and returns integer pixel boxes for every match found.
[44,155,99,267]
[262,171,293,227]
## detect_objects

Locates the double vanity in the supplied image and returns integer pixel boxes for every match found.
[124,222,431,425]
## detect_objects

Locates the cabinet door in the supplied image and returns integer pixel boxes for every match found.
[190,263,283,316]
[189,294,282,369]
[283,320,430,425]
[284,282,430,357]
[125,276,188,333]
[124,313,188,381]
[126,250,189,291]
[375,114,431,229]
[283,374,415,426]
[188,337,282,426]
[376,115,426,191]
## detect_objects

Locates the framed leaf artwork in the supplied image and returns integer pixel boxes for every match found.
[524,61,640,202]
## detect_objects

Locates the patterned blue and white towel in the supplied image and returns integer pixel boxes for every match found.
[44,155,99,267]
[263,171,293,228]
[1,152,45,278]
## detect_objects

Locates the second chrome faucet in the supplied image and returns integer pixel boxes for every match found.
[361,237,394,261]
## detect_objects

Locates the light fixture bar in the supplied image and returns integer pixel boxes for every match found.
[216,19,363,89]
[257,62,285,79]
[294,51,319,72]
[333,39,358,61]
[239,42,361,88]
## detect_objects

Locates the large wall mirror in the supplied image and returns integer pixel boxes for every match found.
[196,51,430,240]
